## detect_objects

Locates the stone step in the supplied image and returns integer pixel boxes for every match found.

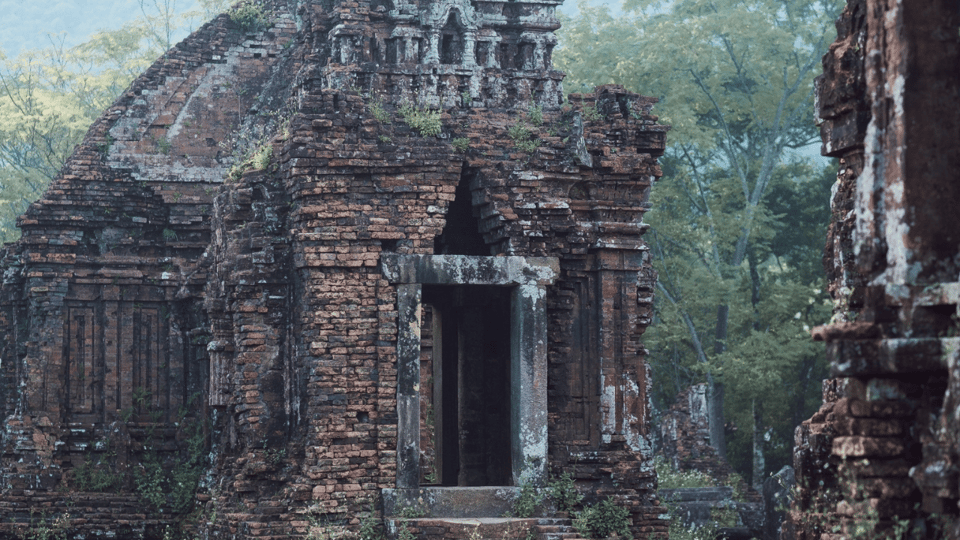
[383,487,556,518]
[659,487,734,502]
[389,517,540,540]
[538,531,581,540]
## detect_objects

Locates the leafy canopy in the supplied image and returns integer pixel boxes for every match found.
[0,0,231,244]
[557,0,842,480]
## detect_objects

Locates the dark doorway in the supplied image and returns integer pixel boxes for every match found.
[422,285,512,486]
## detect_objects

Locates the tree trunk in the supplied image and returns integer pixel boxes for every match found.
[752,399,765,491]
[709,303,729,460]
[748,248,762,328]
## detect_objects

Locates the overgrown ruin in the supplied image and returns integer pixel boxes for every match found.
[0,0,669,538]
[787,0,960,537]
[6,0,957,538]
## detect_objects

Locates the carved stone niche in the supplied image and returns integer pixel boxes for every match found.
[381,254,558,490]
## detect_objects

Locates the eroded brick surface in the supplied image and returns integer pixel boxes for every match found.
[787,0,960,538]
[659,384,755,501]
[0,0,669,538]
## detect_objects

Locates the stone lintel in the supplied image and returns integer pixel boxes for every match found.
[381,254,559,286]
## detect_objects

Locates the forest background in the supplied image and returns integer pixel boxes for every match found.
[0,0,843,489]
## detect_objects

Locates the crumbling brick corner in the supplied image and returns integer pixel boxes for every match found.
[787,0,960,538]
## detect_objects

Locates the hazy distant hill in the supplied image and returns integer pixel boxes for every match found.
[0,0,201,57]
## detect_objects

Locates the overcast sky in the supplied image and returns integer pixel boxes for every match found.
[0,0,202,57]
[0,0,622,58]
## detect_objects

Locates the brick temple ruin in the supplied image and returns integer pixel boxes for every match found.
[0,0,669,538]
[787,0,960,538]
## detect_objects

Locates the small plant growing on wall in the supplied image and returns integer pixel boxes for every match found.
[399,102,442,137]
[511,482,543,518]
[451,137,469,153]
[251,144,273,170]
[73,440,123,492]
[527,103,544,126]
[367,95,391,123]
[358,501,384,540]
[15,510,72,540]
[155,136,172,155]
[573,497,633,539]
[508,122,539,153]
[583,104,604,122]
[232,1,268,33]
[548,472,582,512]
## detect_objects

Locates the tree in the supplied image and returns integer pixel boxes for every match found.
[0,28,148,243]
[556,0,842,479]
[0,2,223,244]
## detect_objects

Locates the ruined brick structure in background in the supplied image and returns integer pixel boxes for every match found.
[659,384,741,489]
[0,0,669,538]
[786,0,960,538]
[659,386,711,472]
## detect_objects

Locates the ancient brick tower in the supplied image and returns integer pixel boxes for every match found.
[786,0,960,538]
[0,0,668,538]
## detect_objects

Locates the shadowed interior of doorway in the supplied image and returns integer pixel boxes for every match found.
[420,285,512,486]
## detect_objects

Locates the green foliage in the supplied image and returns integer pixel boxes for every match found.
[232,1,269,33]
[582,104,603,122]
[451,137,470,153]
[162,228,178,241]
[653,457,715,490]
[527,103,544,127]
[548,472,583,512]
[136,453,168,510]
[136,414,207,514]
[358,508,384,540]
[665,505,737,540]
[398,103,442,137]
[74,442,123,492]
[156,136,172,154]
[0,2,219,243]
[508,123,539,153]
[167,416,207,513]
[511,482,543,518]
[305,513,359,540]
[556,0,841,481]
[228,141,275,179]
[14,511,71,540]
[397,525,416,540]
[251,144,272,170]
[368,96,390,123]
[397,502,426,519]
[573,498,632,539]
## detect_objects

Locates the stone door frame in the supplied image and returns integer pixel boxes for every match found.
[381,254,559,488]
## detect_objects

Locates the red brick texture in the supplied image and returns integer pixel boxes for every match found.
[0,0,671,538]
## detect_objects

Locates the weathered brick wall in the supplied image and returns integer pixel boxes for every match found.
[0,0,671,538]
[0,2,303,536]
[788,0,960,538]
[658,384,757,504]
[200,79,669,536]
